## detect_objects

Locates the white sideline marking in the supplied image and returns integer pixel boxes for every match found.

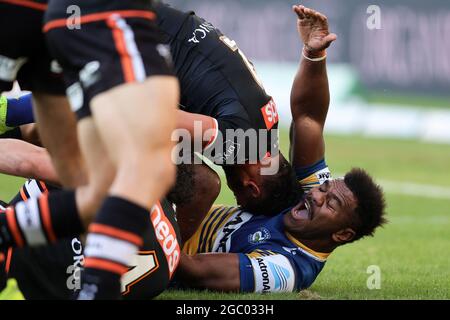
[219,171,450,200]
[335,174,450,200]
[377,179,450,200]
[201,154,450,200]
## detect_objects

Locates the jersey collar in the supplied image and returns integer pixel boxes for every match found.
[285,232,331,262]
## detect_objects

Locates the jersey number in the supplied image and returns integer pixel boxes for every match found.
[121,251,159,295]
[220,35,265,89]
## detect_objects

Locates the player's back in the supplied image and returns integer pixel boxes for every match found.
[155,3,278,134]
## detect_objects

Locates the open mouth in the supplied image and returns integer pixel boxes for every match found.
[290,198,313,221]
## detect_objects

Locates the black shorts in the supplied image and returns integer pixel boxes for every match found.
[5,184,181,300]
[44,0,175,120]
[0,1,65,94]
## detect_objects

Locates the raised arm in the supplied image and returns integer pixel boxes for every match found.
[290,5,337,167]
[177,252,240,292]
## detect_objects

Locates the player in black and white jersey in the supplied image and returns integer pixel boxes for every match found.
[0,2,299,219]
[1,0,181,299]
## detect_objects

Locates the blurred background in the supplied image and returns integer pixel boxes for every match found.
[170,0,450,143]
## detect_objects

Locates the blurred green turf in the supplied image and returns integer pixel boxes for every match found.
[1,133,449,300]
[364,91,450,109]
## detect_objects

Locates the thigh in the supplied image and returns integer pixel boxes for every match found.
[90,76,178,164]
[75,117,115,223]
[32,93,86,188]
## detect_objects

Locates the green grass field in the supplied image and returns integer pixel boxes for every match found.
[1,133,449,300]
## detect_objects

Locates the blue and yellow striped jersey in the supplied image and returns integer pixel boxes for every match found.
[183,159,332,293]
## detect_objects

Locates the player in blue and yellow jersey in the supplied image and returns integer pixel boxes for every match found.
[176,5,387,293]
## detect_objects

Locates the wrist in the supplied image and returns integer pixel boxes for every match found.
[302,46,327,61]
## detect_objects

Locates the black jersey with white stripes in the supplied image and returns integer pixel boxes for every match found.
[156,3,279,163]
[4,180,181,300]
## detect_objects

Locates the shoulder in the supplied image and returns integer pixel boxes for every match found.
[295,158,332,193]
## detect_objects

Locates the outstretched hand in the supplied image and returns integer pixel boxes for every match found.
[293,5,337,56]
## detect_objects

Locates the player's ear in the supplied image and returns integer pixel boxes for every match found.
[332,228,355,244]
[246,180,261,199]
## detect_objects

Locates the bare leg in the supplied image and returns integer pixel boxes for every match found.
[32,93,87,188]
[90,76,179,209]
[75,117,115,229]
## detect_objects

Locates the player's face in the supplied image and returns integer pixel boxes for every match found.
[283,180,357,240]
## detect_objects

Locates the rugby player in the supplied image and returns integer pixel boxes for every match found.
[1,0,181,300]
[177,5,387,293]
[0,164,215,300]
[0,3,301,299]
[0,2,299,222]
[1,5,386,295]
[0,0,85,189]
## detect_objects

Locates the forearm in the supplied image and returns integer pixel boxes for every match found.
[0,139,60,184]
[290,55,330,123]
[176,110,217,148]
[177,253,240,292]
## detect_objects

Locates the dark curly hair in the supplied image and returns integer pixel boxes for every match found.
[344,168,387,242]
[167,164,195,206]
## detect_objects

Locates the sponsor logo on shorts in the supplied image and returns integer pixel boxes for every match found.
[0,55,27,82]
[260,99,279,130]
[50,60,63,74]
[188,21,215,44]
[80,61,100,88]
[250,255,295,293]
[66,82,83,113]
[150,202,180,278]
[248,227,271,244]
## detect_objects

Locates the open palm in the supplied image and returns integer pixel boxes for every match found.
[293,5,337,53]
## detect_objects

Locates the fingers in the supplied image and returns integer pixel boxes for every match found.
[325,33,338,43]
[293,4,328,22]
[292,5,306,19]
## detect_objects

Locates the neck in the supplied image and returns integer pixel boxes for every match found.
[293,236,337,254]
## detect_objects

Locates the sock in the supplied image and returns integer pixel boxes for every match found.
[77,196,150,300]
[5,93,35,127]
[9,180,50,206]
[0,190,84,250]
